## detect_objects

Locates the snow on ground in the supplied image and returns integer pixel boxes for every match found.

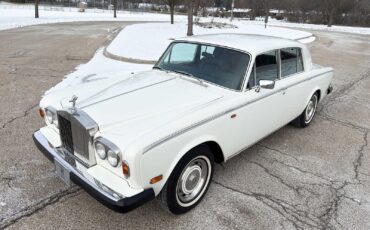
[255,18,370,35]
[0,3,186,31]
[107,22,314,61]
[3,2,368,94]
[1,2,369,35]
[46,48,151,94]
[48,21,314,93]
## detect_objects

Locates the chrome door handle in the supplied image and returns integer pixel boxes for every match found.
[281,88,287,95]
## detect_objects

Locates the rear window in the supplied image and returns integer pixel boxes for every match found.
[281,48,304,77]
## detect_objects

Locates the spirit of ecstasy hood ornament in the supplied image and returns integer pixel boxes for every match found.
[69,95,78,113]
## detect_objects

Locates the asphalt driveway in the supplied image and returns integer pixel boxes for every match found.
[0,22,369,230]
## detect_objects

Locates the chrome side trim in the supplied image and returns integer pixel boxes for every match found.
[143,70,333,154]
[226,120,291,160]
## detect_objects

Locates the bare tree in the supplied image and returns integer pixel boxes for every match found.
[230,0,235,21]
[263,0,269,27]
[323,0,343,27]
[163,0,179,24]
[194,0,213,17]
[35,0,39,18]
[187,0,195,36]
[113,0,117,18]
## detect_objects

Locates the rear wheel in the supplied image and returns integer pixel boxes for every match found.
[157,145,214,214]
[291,93,319,128]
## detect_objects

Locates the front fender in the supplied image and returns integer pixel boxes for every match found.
[140,134,223,195]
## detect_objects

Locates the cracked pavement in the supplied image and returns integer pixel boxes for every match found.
[0,23,369,230]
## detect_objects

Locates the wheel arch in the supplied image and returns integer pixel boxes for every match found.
[165,137,225,179]
[305,87,321,106]
[147,136,225,195]
[315,89,321,102]
[202,141,225,164]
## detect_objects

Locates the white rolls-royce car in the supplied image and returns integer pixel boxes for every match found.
[33,34,333,214]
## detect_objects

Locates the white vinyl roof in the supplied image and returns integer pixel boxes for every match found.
[176,34,305,56]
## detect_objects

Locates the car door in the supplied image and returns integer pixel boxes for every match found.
[225,50,287,158]
[277,47,311,123]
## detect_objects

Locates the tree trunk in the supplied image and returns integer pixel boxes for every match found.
[187,0,194,36]
[328,8,334,27]
[113,0,117,18]
[170,5,174,24]
[35,0,39,18]
[264,0,269,28]
[230,0,234,22]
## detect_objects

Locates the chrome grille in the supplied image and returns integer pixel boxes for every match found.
[57,109,98,167]
[71,120,90,160]
[58,114,74,154]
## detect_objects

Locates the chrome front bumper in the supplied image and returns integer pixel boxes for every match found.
[33,130,154,213]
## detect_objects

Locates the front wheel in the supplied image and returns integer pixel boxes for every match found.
[291,93,319,128]
[157,145,214,214]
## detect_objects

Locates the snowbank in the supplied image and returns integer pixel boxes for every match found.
[106,22,314,61]
[46,48,151,94]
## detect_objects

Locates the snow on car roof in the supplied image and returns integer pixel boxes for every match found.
[176,34,305,56]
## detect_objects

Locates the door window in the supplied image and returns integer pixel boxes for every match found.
[248,50,279,88]
[281,48,304,77]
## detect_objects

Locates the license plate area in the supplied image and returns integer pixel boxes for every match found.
[55,159,71,187]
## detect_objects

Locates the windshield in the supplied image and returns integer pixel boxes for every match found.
[156,42,250,91]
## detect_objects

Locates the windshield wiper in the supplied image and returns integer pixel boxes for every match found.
[172,70,206,86]
[152,66,163,71]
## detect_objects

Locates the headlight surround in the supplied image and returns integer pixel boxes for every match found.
[45,110,54,123]
[94,137,123,169]
[45,107,58,128]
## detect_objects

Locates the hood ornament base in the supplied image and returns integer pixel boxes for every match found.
[69,95,78,114]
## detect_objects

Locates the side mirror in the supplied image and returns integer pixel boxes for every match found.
[256,80,275,92]
[260,80,275,89]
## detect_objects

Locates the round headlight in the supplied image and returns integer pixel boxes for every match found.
[46,110,54,124]
[107,150,120,167]
[95,142,106,159]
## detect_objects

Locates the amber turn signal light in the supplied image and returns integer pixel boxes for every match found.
[39,108,45,118]
[150,175,163,184]
[122,161,130,177]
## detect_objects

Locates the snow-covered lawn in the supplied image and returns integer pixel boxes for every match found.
[0,3,186,31]
[46,48,151,94]
[106,22,315,61]
[1,2,369,36]
[253,19,370,35]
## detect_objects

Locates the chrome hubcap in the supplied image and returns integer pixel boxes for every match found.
[176,157,210,205]
[305,95,317,123]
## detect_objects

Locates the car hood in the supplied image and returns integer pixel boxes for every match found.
[58,70,224,132]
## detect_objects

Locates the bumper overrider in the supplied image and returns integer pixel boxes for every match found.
[32,130,155,213]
